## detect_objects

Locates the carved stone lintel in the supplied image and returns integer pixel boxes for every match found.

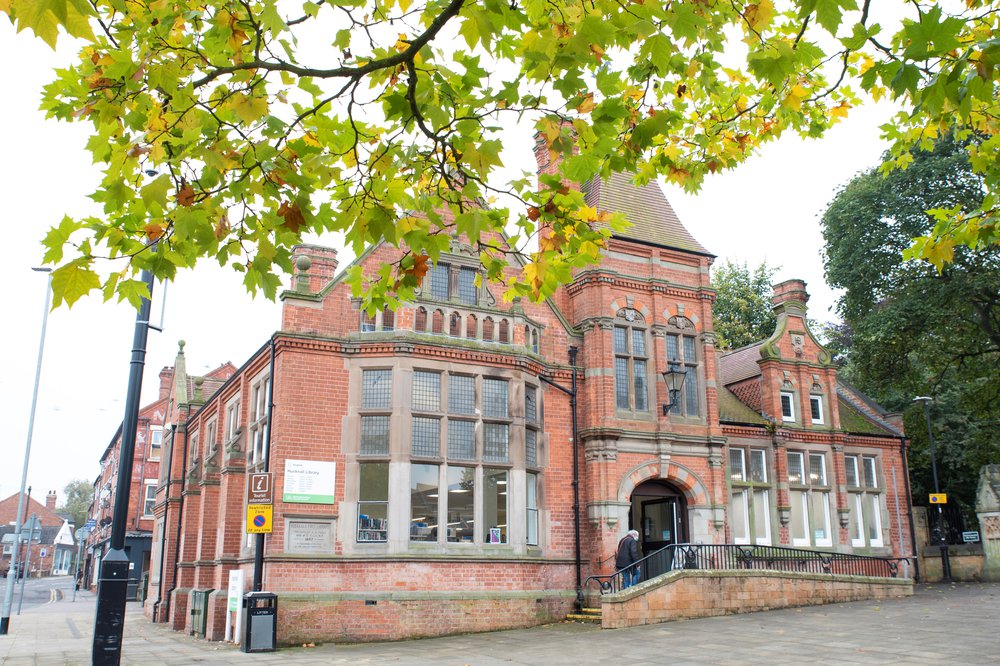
[597,318,615,330]
[584,439,619,462]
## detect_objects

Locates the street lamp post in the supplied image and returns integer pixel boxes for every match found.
[913,396,952,582]
[0,268,52,635]
[92,265,156,664]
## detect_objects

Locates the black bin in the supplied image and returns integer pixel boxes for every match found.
[242,591,277,653]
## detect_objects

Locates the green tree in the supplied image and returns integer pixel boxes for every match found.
[57,479,94,529]
[822,133,1000,517]
[3,1,999,309]
[711,259,777,351]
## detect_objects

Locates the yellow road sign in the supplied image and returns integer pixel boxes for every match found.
[246,504,273,534]
[929,493,948,504]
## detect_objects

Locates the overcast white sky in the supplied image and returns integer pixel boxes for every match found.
[0,21,896,505]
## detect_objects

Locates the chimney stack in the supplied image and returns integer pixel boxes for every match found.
[159,366,175,400]
[771,279,809,316]
[46,490,57,511]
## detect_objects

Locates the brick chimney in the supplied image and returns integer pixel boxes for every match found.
[46,490,57,511]
[289,244,339,294]
[159,366,175,400]
[771,279,809,316]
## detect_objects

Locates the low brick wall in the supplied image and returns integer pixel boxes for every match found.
[274,590,575,644]
[920,544,985,582]
[601,570,912,629]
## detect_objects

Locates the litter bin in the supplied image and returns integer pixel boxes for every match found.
[242,591,277,653]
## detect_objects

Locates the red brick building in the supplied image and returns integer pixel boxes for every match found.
[83,370,170,597]
[143,167,913,643]
[1,491,75,578]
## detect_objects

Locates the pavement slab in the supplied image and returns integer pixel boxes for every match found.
[0,580,997,664]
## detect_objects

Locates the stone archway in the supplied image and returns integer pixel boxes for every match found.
[615,459,714,546]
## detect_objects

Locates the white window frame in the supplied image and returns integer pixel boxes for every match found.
[149,427,163,460]
[788,450,832,547]
[728,446,772,546]
[809,395,824,424]
[142,480,157,518]
[780,392,795,422]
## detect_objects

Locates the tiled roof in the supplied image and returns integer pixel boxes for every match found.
[836,383,902,437]
[729,378,763,414]
[719,343,764,385]
[583,171,711,255]
[718,386,767,424]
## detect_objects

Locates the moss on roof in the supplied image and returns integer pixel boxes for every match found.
[718,386,768,425]
[837,398,895,436]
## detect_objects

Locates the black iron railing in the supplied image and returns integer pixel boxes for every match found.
[585,543,909,594]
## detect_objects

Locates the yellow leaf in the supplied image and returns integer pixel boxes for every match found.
[782,85,807,111]
[744,0,774,31]
[829,101,851,121]
[576,93,596,114]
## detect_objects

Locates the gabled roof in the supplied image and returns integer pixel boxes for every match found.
[836,382,903,437]
[583,171,712,255]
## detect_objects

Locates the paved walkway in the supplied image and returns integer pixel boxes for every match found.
[1,580,998,664]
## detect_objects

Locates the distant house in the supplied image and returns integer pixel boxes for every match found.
[0,491,75,577]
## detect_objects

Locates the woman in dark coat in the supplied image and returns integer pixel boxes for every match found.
[615,529,641,588]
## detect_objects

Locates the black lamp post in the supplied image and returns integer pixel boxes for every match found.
[913,396,952,582]
[661,361,686,415]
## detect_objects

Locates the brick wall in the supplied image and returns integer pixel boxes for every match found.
[602,569,912,628]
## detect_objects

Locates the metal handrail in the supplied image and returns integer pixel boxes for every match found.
[584,543,910,595]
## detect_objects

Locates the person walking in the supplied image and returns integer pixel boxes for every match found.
[615,529,642,589]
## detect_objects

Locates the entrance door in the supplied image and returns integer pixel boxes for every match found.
[640,498,680,554]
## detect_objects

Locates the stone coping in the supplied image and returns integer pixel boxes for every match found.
[278,589,575,602]
[605,568,913,602]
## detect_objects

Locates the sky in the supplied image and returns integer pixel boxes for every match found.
[0,21,897,506]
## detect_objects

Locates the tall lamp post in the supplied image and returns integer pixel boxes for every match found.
[93,265,156,664]
[913,396,952,582]
[1,268,52,635]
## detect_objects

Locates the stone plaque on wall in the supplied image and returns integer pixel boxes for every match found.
[285,519,335,554]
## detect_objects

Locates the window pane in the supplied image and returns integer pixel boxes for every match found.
[614,327,628,354]
[845,456,859,487]
[850,494,864,545]
[615,357,630,409]
[526,473,539,546]
[449,375,475,414]
[787,452,803,484]
[525,386,537,422]
[750,449,767,483]
[684,367,698,415]
[811,492,830,543]
[863,457,878,488]
[780,393,794,420]
[484,469,508,544]
[360,416,390,455]
[810,396,822,422]
[382,308,395,331]
[631,329,646,356]
[633,359,648,411]
[458,268,477,304]
[412,417,440,457]
[483,379,508,418]
[358,463,388,542]
[790,490,808,543]
[362,369,392,409]
[410,464,438,542]
[526,429,538,467]
[809,454,827,485]
[430,263,449,299]
[412,371,441,412]
[730,490,749,543]
[483,423,509,462]
[683,336,696,363]
[448,420,476,460]
[666,334,679,361]
[753,490,770,545]
[867,495,883,545]
[729,448,745,482]
[446,466,475,542]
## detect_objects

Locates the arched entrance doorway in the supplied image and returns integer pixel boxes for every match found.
[629,480,688,555]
